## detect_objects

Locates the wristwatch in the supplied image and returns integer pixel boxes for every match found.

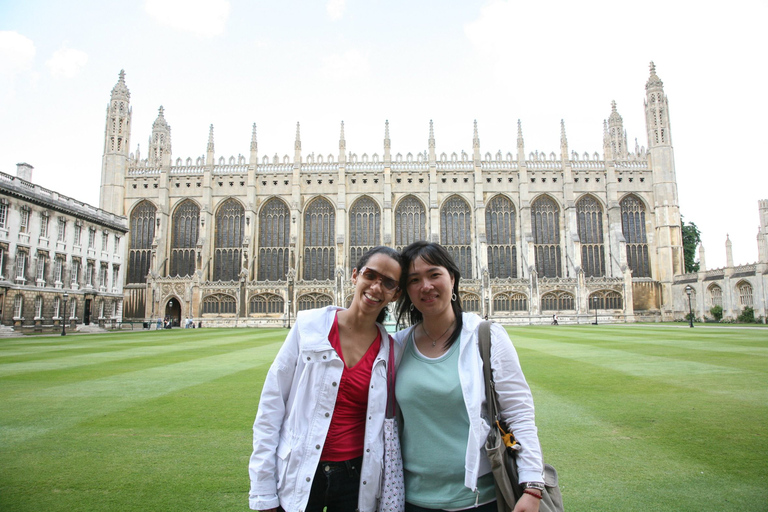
[522,481,545,492]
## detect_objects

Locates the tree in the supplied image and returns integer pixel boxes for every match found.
[681,218,702,273]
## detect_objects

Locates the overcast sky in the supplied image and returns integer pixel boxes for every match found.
[1,0,766,269]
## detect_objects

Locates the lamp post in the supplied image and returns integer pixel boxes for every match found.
[685,285,694,328]
[287,272,294,329]
[61,292,69,336]
[592,296,598,325]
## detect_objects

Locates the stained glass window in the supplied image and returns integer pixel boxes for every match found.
[128,201,156,283]
[249,293,285,314]
[541,291,574,310]
[486,195,516,278]
[493,292,527,312]
[297,292,333,311]
[170,200,199,277]
[394,195,427,251]
[620,195,650,278]
[441,195,472,279]
[531,195,561,278]
[303,198,335,281]
[577,195,605,277]
[258,198,290,281]
[214,199,244,282]
[349,196,380,271]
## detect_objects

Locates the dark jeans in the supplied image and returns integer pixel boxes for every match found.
[405,501,497,512]
[305,456,362,512]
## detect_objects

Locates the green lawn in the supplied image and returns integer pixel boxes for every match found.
[1,325,766,511]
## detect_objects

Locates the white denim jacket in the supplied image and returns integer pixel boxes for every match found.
[393,312,544,490]
[249,306,392,512]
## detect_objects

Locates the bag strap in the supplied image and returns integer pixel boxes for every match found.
[386,335,397,419]
[478,321,498,423]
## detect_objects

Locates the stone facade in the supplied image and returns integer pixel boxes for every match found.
[673,200,768,322]
[100,64,687,326]
[0,165,127,331]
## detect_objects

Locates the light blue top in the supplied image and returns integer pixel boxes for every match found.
[396,333,496,509]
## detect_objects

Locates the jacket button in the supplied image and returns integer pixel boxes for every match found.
[306,477,311,482]
[362,481,367,485]
[325,412,330,417]
[323,355,327,359]
[316,444,321,449]
[307,357,311,361]
[366,448,370,452]
[332,382,337,387]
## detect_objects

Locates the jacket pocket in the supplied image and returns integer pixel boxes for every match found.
[276,437,292,491]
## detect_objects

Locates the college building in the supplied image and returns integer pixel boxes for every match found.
[94,63,765,326]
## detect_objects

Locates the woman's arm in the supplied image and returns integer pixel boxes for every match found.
[488,322,544,484]
[248,322,302,510]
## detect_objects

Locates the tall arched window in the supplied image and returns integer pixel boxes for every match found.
[531,195,561,278]
[577,195,605,277]
[394,195,427,251]
[258,198,290,281]
[441,195,472,279]
[213,198,244,282]
[486,195,516,278]
[128,201,156,283]
[621,195,650,277]
[709,284,722,308]
[170,200,199,277]
[349,196,380,271]
[303,197,335,281]
[738,281,753,307]
[202,293,237,314]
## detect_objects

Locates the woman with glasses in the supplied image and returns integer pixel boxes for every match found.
[249,246,402,512]
[394,241,544,512]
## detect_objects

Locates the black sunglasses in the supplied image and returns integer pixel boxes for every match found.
[358,266,400,291]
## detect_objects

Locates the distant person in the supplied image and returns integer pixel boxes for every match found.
[552,314,559,325]
[249,246,402,512]
[157,317,162,330]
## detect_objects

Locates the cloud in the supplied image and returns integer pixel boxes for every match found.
[0,31,36,77]
[321,49,370,81]
[327,0,346,20]
[145,0,231,37]
[46,46,88,79]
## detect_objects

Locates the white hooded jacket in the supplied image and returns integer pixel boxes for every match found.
[392,312,544,490]
[249,306,391,512]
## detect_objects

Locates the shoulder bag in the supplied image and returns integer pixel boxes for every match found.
[478,321,564,512]
[377,336,405,512]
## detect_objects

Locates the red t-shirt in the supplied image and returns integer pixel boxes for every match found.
[321,313,382,461]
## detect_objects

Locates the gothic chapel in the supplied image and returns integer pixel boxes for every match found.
[99,63,685,326]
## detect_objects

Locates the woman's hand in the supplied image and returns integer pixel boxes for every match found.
[511,493,541,512]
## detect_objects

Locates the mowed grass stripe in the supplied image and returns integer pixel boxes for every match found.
[0,340,284,445]
[0,329,282,378]
[0,328,277,360]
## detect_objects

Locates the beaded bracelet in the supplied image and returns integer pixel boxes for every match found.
[523,489,543,500]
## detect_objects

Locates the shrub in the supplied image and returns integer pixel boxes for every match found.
[710,305,723,322]
[738,306,755,323]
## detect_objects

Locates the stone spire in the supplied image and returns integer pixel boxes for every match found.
[726,234,734,268]
[608,100,627,158]
[206,124,214,165]
[384,120,391,161]
[428,120,435,149]
[148,105,171,166]
[339,121,346,161]
[698,244,707,272]
[249,123,258,164]
[516,119,525,160]
[645,61,672,147]
[560,119,568,159]
[473,120,480,149]
[294,122,301,151]
[100,69,132,214]
[603,120,611,159]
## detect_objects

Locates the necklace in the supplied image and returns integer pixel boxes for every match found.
[421,319,455,347]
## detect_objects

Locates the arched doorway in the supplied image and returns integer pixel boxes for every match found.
[165,297,181,327]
